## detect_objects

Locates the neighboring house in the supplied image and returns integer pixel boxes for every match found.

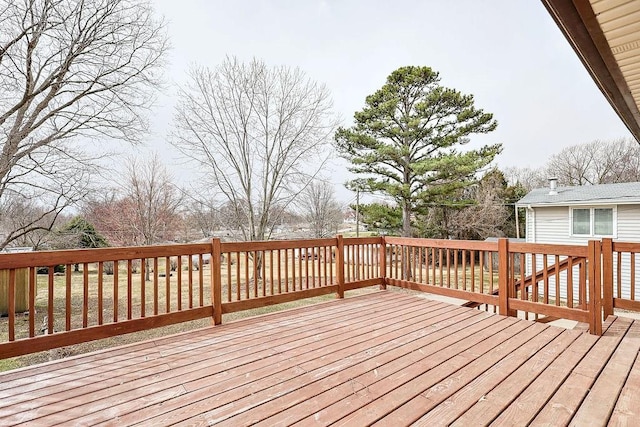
[516,180,640,244]
[516,179,640,299]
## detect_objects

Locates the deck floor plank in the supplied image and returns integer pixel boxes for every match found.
[0,294,407,419]
[1,294,429,424]
[64,296,449,426]
[111,302,476,426]
[488,332,599,426]
[609,345,640,425]
[0,291,391,386]
[530,316,634,427]
[227,315,509,427]
[569,319,640,427]
[297,320,539,427]
[365,323,561,427]
[451,329,582,426]
[1,292,639,427]
[135,301,491,426]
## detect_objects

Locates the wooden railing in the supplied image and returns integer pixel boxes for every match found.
[604,238,640,315]
[506,241,596,333]
[3,235,640,358]
[385,237,501,309]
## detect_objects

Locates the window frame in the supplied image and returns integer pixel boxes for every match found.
[569,206,616,238]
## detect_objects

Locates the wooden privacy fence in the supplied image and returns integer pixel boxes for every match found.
[1,236,639,358]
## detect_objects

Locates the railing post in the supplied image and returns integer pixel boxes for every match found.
[212,238,222,325]
[601,238,614,319]
[498,238,515,317]
[588,240,603,335]
[379,236,387,290]
[336,235,345,298]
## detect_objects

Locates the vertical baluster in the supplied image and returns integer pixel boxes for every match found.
[470,250,475,292]
[555,255,561,306]
[331,246,335,285]
[8,269,15,341]
[488,251,494,295]
[278,249,283,293]
[462,250,467,291]
[260,250,266,296]
[188,255,193,309]
[114,260,119,322]
[177,255,182,310]
[543,254,549,304]
[99,261,104,324]
[439,249,444,287]
[83,262,89,327]
[431,247,436,286]
[479,250,484,294]
[225,253,231,303]
[632,252,636,300]
[454,249,459,289]
[617,252,622,298]
[165,257,170,313]
[323,247,328,287]
[66,266,72,331]
[28,267,35,337]
[140,258,146,317]
[567,256,574,308]
[285,249,290,293]
[48,268,54,334]
[236,252,241,300]
[127,260,133,319]
[446,249,451,288]
[154,258,159,314]
[298,248,303,290]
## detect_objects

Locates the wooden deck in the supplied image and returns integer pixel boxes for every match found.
[1,291,639,426]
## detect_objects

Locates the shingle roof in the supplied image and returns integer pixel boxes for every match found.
[516,182,640,206]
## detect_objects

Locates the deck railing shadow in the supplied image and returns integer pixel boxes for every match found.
[1,236,638,358]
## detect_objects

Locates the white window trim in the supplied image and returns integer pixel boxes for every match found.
[569,205,617,238]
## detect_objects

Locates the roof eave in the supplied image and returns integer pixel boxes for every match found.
[541,0,640,143]
[516,199,640,208]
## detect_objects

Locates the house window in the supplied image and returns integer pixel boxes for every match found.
[571,207,615,236]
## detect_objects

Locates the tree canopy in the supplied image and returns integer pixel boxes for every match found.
[335,66,501,237]
[58,216,108,249]
[171,57,338,242]
[0,0,168,249]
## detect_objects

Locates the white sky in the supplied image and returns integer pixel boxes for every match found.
[143,0,632,204]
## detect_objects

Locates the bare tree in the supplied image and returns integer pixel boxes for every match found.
[298,180,342,238]
[448,170,509,240]
[83,192,135,247]
[0,0,167,248]
[505,138,640,190]
[545,138,640,186]
[171,57,338,242]
[122,154,182,247]
[503,166,547,191]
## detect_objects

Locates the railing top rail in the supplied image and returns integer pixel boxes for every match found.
[509,242,589,257]
[221,238,337,253]
[612,241,640,252]
[343,237,383,245]
[0,243,212,269]
[384,236,497,251]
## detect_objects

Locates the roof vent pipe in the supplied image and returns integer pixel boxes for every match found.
[548,177,558,195]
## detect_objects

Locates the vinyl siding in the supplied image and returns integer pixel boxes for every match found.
[527,204,640,301]
[612,205,640,300]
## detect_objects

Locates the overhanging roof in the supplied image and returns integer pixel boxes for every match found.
[542,0,640,142]
[516,181,640,207]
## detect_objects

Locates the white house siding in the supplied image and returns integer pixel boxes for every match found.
[612,205,640,300]
[526,204,640,302]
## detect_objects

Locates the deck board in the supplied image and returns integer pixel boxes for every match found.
[1,291,640,426]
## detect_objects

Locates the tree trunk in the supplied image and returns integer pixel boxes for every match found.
[402,201,412,280]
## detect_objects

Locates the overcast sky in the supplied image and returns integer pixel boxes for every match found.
[145,0,632,204]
